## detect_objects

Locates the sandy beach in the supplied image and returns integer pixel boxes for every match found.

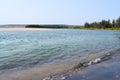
[0,28,51,30]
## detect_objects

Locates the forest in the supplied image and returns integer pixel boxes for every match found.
[25,17,120,30]
[25,25,69,28]
[84,16,120,30]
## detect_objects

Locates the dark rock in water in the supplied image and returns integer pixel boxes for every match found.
[73,62,87,70]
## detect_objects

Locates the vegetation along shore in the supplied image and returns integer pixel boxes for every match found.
[73,16,120,30]
[0,16,120,30]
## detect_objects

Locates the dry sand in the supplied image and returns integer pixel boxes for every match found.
[0,28,51,30]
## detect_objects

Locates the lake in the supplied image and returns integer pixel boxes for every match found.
[0,29,120,72]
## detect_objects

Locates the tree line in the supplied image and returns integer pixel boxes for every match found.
[84,16,120,29]
[25,25,69,28]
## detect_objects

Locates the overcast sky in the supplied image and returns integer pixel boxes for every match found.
[0,0,120,25]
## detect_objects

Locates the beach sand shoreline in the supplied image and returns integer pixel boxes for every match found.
[0,28,51,30]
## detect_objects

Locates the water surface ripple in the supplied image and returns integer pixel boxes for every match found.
[0,29,120,71]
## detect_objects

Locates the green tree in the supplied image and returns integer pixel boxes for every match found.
[84,16,120,29]
[112,19,116,28]
[116,17,120,28]
[85,22,90,28]
[106,19,112,28]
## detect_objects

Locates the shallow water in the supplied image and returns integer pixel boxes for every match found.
[0,29,120,71]
[66,50,120,80]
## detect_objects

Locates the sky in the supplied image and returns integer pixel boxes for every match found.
[0,0,120,25]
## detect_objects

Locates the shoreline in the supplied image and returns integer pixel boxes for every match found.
[73,28,120,30]
[0,28,51,30]
[66,52,120,80]
[0,28,120,31]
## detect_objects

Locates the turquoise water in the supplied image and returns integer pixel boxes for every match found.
[0,29,120,70]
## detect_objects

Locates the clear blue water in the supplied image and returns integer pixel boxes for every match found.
[0,29,120,70]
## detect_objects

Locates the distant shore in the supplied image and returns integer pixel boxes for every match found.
[0,27,120,31]
[0,28,51,30]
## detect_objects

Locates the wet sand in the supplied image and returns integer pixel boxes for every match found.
[0,48,120,80]
[0,28,51,30]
